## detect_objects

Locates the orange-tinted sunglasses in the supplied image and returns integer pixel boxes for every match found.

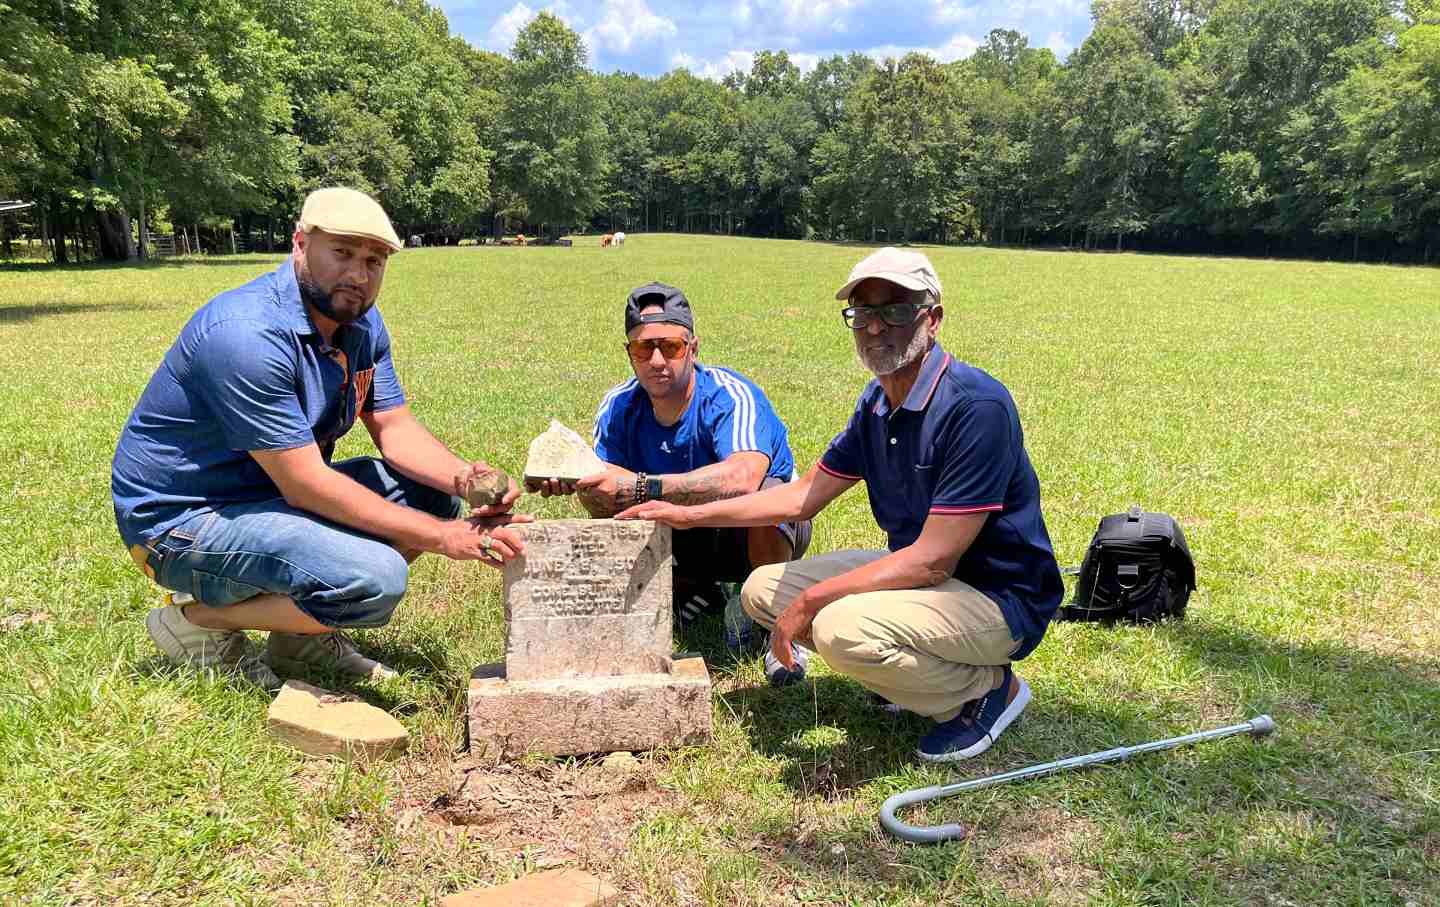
[625,337,691,363]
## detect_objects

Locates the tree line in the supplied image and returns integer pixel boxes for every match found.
[2,0,1437,263]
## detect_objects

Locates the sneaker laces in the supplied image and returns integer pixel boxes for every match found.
[319,631,358,658]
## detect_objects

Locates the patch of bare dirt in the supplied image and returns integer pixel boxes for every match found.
[973,807,1101,907]
[412,753,682,864]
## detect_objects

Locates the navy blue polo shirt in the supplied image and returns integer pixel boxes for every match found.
[818,343,1061,660]
[111,258,405,547]
[591,364,796,481]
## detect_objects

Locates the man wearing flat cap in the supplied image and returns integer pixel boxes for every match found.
[113,187,528,690]
[620,250,1061,762]
[533,282,811,649]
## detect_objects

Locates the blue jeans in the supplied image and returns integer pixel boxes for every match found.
[138,457,462,628]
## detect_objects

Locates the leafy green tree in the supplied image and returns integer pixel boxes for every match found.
[495,12,606,240]
[816,53,972,242]
[1059,17,1179,249]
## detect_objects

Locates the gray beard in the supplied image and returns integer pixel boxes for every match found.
[857,327,930,377]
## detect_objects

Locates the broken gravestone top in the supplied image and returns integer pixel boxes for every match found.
[266,680,408,760]
[502,519,672,681]
[524,420,606,482]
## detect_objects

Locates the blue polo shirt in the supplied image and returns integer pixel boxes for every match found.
[818,343,1061,660]
[591,364,796,481]
[111,258,405,547]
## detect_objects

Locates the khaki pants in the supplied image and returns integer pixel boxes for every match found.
[741,550,1019,722]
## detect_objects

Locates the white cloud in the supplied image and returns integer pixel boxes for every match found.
[866,32,980,64]
[781,0,857,31]
[671,49,754,80]
[932,1,978,25]
[486,3,534,51]
[669,47,819,80]
[585,0,678,55]
[1043,30,1074,58]
[484,0,578,52]
[789,52,821,74]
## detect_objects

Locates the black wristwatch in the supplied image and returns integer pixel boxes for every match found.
[646,476,663,502]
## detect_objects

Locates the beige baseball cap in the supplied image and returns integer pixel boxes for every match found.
[834,247,943,301]
[298,187,403,253]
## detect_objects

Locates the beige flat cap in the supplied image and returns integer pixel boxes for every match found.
[298,187,403,253]
[834,247,943,300]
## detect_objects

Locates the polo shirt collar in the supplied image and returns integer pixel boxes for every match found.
[872,342,952,418]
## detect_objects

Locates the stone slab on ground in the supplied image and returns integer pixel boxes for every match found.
[440,869,620,907]
[523,420,606,482]
[502,519,672,681]
[468,657,711,759]
[266,679,408,760]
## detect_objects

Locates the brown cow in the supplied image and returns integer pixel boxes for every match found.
[601,233,614,248]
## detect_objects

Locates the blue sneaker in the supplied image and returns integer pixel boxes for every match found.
[916,667,1030,763]
[763,644,810,687]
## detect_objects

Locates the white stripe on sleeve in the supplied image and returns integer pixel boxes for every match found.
[592,379,638,446]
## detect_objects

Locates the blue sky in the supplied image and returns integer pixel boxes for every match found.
[434,0,1095,77]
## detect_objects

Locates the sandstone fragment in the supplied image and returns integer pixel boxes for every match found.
[267,680,408,760]
[440,869,620,907]
[523,420,606,482]
[457,463,511,508]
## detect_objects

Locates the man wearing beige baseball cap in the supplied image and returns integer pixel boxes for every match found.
[113,186,529,691]
[620,247,1062,763]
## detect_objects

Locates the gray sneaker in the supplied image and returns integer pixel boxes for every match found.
[146,605,281,691]
[265,630,399,681]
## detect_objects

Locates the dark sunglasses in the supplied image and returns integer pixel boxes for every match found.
[626,337,691,363]
[841,302,933,330]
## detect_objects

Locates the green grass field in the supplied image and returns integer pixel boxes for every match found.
[1,235,1436,906]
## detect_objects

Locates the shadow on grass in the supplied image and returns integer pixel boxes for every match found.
[0,301,163,324]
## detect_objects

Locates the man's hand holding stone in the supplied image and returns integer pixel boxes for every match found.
[574,464,637,514]
[526,477,578,497]
[454,461,520,517]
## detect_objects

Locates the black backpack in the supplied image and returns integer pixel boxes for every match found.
[1059,506,1196,623]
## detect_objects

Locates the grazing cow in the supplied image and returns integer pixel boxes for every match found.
[601,233,614,248]
[516,233,527,246]
[614,231,626,246]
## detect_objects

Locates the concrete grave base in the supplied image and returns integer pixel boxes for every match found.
[467,657,711,759]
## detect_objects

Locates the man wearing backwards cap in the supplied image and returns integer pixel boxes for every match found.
[531,282,811,639]
[620,249,1062,762]
[112,187,528,690]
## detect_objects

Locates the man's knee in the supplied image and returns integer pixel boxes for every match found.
[740,562,786,623]
[306,546,410,628]
[745,525,793,569]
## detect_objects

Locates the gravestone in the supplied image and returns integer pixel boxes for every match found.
[468,519,711,759]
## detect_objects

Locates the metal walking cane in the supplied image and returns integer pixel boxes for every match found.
[880,714,1277,844]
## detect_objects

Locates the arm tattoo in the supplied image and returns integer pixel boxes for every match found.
[662,471,749,506]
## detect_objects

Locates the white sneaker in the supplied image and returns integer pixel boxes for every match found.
[265,631,398,681]
[763,643,811,687]
[146,605,281,691]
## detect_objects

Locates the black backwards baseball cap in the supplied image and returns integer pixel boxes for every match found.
[624,282,694,333]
